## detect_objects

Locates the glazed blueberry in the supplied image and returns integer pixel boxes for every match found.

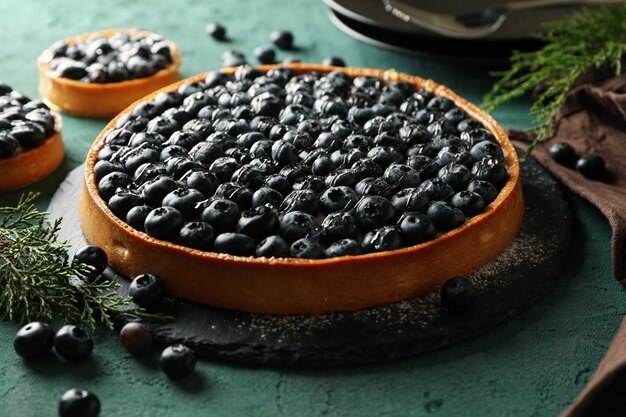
[452,191,485,216]
[129,273,166,308]
[426,201,465,231]
[470,140,504,162]
[362,226,403,252]
[201,198,240,233]
[321,212,359,244]
[126,205,153,232]
[384,164,421,189]
[73,245,108,280]
[11,121,46,148]
[325,238,361,257]
[53,325,93,361]
[256,235,290,257]
[471,156,508,188]
[279,211,320,243]
[98,171,132,201]
[0,132,19,159]
[213,232,256,256]
[144,206,184,240]
[576,154,605,180]
[252,187,284,208]
[271,140,299,166]
[162,188,205,220]
[548,142,577,166]
[290,237,323,259]
[467,180,498,205]
[159,344,196,379]
[397,212,436,244]
[58,389,100,417]
[320,186,357,213]
[141,175,179,206]
[119,322,152,355]
[437,163,471,191]
[206,23,227,40]
[417,178,454,201]
[322,56,346,67]
[214,182,253,209]
[25,108,56,135]
[264,174,292,196]
[238,205,279,239]
[270,30,294,49]
[108,190,144,219]
[178,221,215,250]
[390,188,429,212]
[182,170,220,198]
[355,177,391,197]
[354,196,395,232]
[440,277,477,313]
[210,157,241,182]
[281,189,320,214]
[13,322,55,359]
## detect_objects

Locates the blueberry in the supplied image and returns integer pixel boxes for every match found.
[320,186,357,213]
[223,52,248,67]
[417,178,454,201]
[440,277,477,312]
[25,108,56,135]
[325,169,357,188]
[281,189,319,214]
[214,182,253,209]
[182,170,220,198]
[144,206,184,240]
[206,23,227,40]
[58,389,100,417]
[252,187,284,208]
[321,212,358,244]
[201,198,240,233]
[471,156,508,188]
[210,157,241,182]
[53,325,93,361]
[354,196,395,232]
[251,92,283,117]
[322,56,346,67]
[56,59,88,80]
[141,175,179,206]
[238,205,279,239]
[397,212,436,244]
[108,190,144,219]
[0,132,19,159]
[178,221,215,250]
[437,163,471,191]
[279,211,320,243]
[355,177,391,197]
[119,322,152,355]
[576,154,605,180]
[98,171,132,201]
[11,121,46,148]
[162,188,205,220]
[133,162,166,185]
[384,164,421,189]
[13,322,54,359]
[129,273,166,308]
[271,140,299,167]
[362,226,403,253]
[390,188,429,212]
[256,235,290,257]
[427,201,465,231]
[290,237,323,259]
[457,118,484,133]
[312,155,333,176]
[548,142,577,166]
[325,238,361,257]
[126,205,153,232]
[452,191,485,216]
[352,158,383,180]
[270,30,294,49]
[254,45,276,64]
[470,140,504,162]
[213,232,256,256]
[280,163,312,184]
[159,344,196,379]
[122,145,160,173]
[264,174,292,196]
[367,146,404,168]
[467,180,499,205]
[73,245,108,280]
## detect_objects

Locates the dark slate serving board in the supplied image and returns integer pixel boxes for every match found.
[49,155,571,367]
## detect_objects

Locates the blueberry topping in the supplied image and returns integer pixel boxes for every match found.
[427,201,465,232]
[279,211,320,243]
[238,205,279,239]
[162,188,205,220]
[362,226,403,252]
[354,196,395,232]
[576,154,605,180]
[320,186,357,213]
[144,206,184,240]
[467,180,498,205]
[201,198,240,233]
[290,237,323,258]
[324,238,361,257]
[321,211,359,244]
[13,322,55,359]
[256,235,290,257]
[119,322,152,355]
[213,232,256,256]
[159,344,196,379]
[53,325,93,361]
[58,389,100,417]
[178,221,215,250]
[129,273,166,308]
[397,212,436,244]
[440,277,477,312]
[452,190,485,216]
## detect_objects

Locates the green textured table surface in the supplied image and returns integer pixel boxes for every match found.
[0,1,624,416]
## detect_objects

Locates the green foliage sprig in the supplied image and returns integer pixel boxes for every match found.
[0,193,170,331]
[482,4,626,154]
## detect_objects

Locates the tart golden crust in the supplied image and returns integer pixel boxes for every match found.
[37,29,181,118]
[0,115,64,192]
[79,64,524,314]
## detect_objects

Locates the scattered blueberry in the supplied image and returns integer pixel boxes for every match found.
[254,45,276,64]
[440,276,477,312]
[73,245,108,281]
[270,30,294,50]
[119,322,152,355]
[58,389,100,417]
[576,154,605,180]
[159,344,196,379]
[53,325,93,361]
[206,23,227,40]
[549,142,576,166]
[322,56,346,67]
[129,273,166,308]
[13,322,55,359]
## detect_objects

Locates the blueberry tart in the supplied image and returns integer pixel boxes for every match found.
[79,64,523,314]
[38,29,181,117]
[0,83,64,192]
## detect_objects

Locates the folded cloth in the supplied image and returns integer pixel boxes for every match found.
[507,68,626,417]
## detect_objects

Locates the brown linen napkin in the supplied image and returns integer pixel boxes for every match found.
[506,68,626,417]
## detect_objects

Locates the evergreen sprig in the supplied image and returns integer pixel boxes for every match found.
[0,193,170,331]
[482,4,626,154]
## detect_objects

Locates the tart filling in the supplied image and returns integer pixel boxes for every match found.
[80,64,523,314]
[0,83,64,192]
[38,29,181,117]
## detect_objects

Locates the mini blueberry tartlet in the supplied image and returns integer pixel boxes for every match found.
[79,64,523,314]
[0,83,64,192]
[38,29,181,117]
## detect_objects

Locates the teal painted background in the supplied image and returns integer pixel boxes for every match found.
[0,0,624,416]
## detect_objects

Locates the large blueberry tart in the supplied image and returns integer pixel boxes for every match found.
[79,64,523,314]
[0,83,64,192]
[38,29,181,117]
